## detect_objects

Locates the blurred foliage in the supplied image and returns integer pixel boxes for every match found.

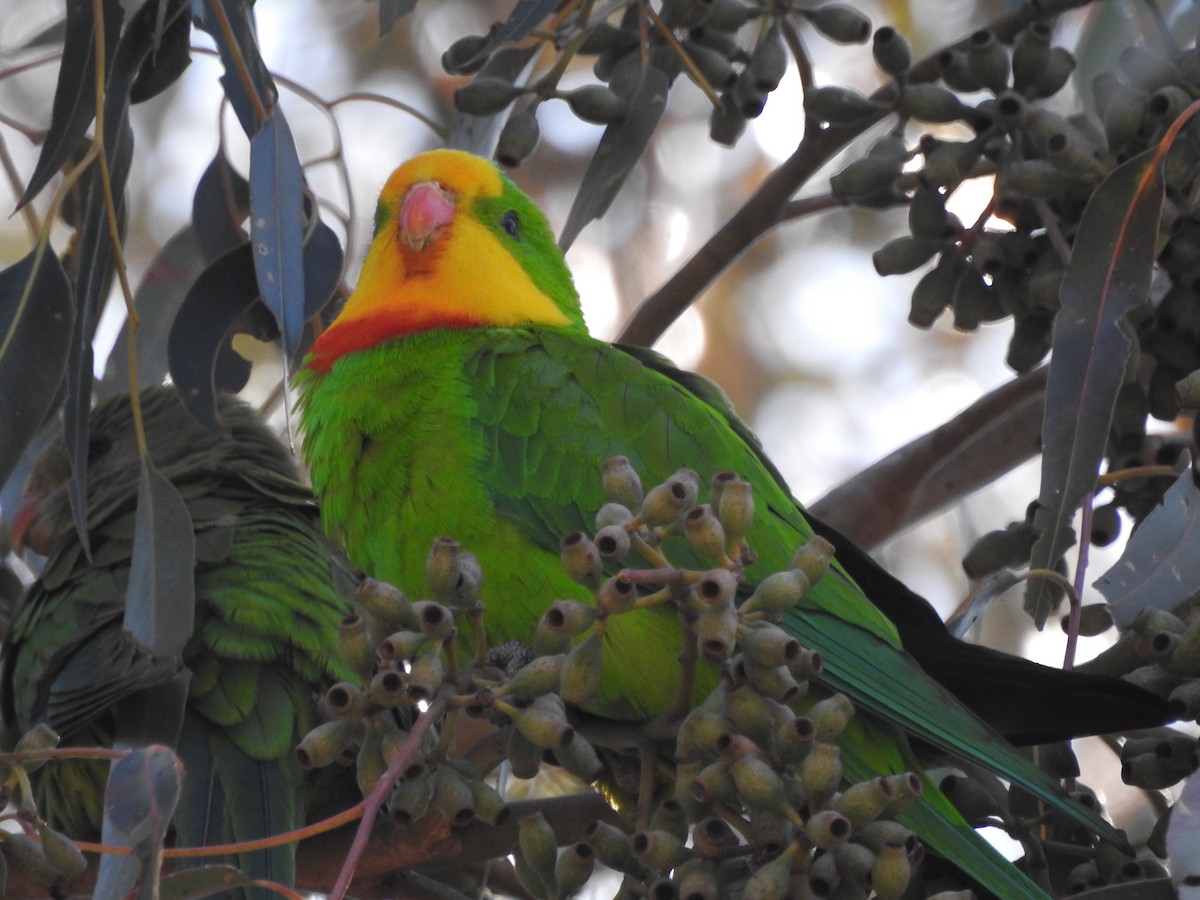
[6,0,1200,897]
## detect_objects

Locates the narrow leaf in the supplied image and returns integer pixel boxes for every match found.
[1026,145,1164,626]
[64,0,191,559]
[249,109,306,362]
[300,217,344,322]
[19,0,123,207]
[128,0,192,103]
[0,249,73,487]
[97,745,183,900]
[100,226,208,398]
[197,0,275,137]
[560,66,670,250]
[192,150,251,263]
[473,0,559,62]
[126,456,195,655]
[1097,463,1200,627]
[159,865,257,900]
[166,244,260,432]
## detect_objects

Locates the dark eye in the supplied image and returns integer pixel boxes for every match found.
[500,210,520,240]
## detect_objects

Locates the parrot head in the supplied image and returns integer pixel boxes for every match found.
[306,149,586,372]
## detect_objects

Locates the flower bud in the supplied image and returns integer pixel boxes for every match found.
[561,531,603,588]
[744,841,800,899]
[554,733,604,782]
[1011,23,1052,95]
[712,473,754,543]
[1101,82,1147,153]
[518,811,560,895]
[834,776,894,825]
[596,501,634,531]
[908,251,962,327]
[805,86,883,126]
[649,799,690,841]
[380,629,425,662]
[296,719,356,769]
[597,573,638,617]
[642,472,698,526]
[742,569,811,614]
[507,726,544,779]
[939,50,982,93]
[1032,46,1075,99]
[442,34,491,76]
[691,759,736,804]
[454,76,522,115]
[555,842,596,896]
[37,821,86,881]
[776,715,816,765]
[566,85,625,124]
[809,692,856,742]
[684,504,728,561]
[802,5,871,45]
[800,742,842,802]
[749,24,787,92]
[710,91,748,146]
[872,26,911,76]
[908,185,951,239]
[356,725,388,794]
[337,614,376,681]
[594,523,632,563]
[966,30,1010,93]
[683,41,737,91]
[426,537,481,606]
[872,236,942,275]
[806,809,852,849]
[866,842,909,899]
[431,766,476,826]
[899,84,969,123]
[697,604,739,665]
[325,682,369,721]
[738,622,801,667]
[496,109,540,168]
[412,600,456,641]
[2,830,59,886]
[632,829,693,870]
[603,456,644,510]
[856,819,917,854]
[920,138,982,192]
[469,778,509,825]
[561,631,605,705]
[1167,618,1200,675]
[677,858,720,900]
[356,578,414,629]
[513,695,575,748]
[829,154,902,202]
[499,654,565,700]
[585,819,639,875]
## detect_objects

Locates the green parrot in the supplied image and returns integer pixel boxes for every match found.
[296,149,1171,898]
[2,386,354,895]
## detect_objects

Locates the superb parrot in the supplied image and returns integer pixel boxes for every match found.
[2,386,353,894]
[296,149,1170,898]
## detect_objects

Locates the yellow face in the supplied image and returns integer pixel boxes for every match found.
[322,149,574,355]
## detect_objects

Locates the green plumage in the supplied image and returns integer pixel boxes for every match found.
[296,152,1153,900]
[2,387,353,895]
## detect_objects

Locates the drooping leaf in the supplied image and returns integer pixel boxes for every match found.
[0,249,73,488]
[192,150,251,263]
[1097,463,1200,627]
[100,226,208,398]
[96,745,184,900]
[376,0,417,35]
[1026,144,1165,626]
[166,244,260,432]
[18,0,123,208]
[249,109,307,363]
[947,570,1024,639]
[473,0,559,63]
[300,217,344,325]
[126,455,195,656]
[196,0,274,137]
[560,66,670,250]
[64,0,192,559]
[128,0,192,103]
[447,45,539,158]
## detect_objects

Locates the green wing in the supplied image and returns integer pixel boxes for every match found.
[464,327,1117,896]
[2,388,353,896]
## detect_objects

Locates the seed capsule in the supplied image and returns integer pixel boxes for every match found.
[566,84,625,124]
[454,76,522,115]
[561,631,605,705]
[803,5,871,45]
[496,109,540,168]
[872,26,911,76]
[518,811,560,895]
[602,456,644,510]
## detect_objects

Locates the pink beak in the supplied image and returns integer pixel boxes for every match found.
[400,182,456,251]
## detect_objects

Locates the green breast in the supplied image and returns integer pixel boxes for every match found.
[297,332,688,719]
